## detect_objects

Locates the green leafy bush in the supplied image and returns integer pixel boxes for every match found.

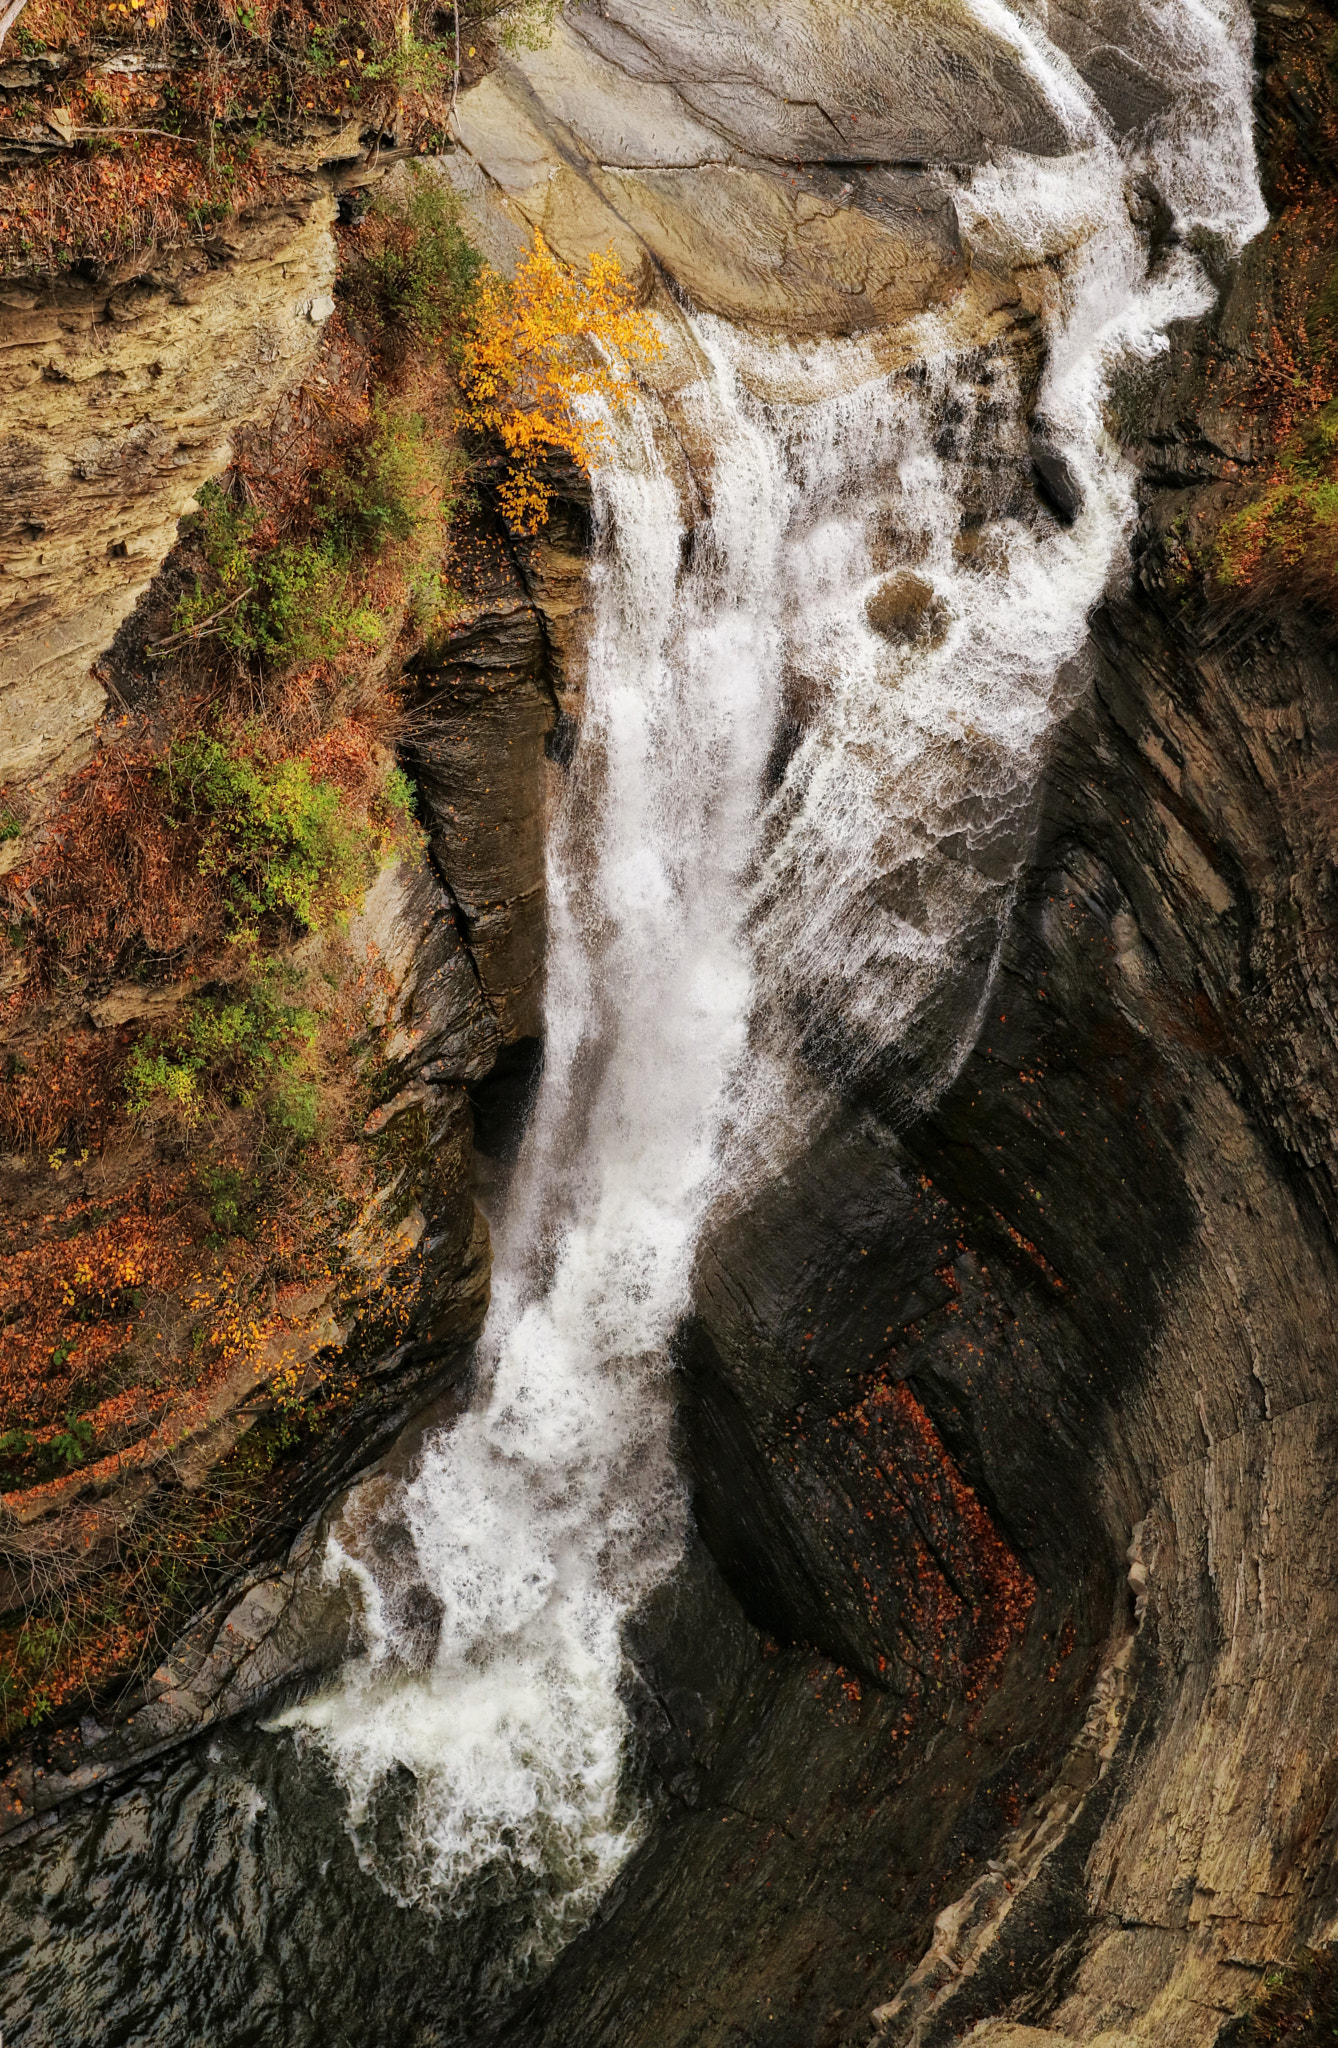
[162,734,375,940]
[496,0,560,51]
[195,1162,262,1240]
[49,1414,95,1470]
[340,169,483,350]
[1214,399,1338,591]
[172,495,384,673]
[173,386,458,671]
[318,392,457,555]
[125,977,320,1136]
[376,765,421,836]
[362,32,453,96]
[0,1414,96,1488]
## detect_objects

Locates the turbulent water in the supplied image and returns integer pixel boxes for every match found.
[273,0,1266,1976]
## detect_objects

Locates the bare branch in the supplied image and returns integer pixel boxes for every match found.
[0,0,30,56]
[74,125,198,142]
[146,586,249,656]
[450,0,461,133]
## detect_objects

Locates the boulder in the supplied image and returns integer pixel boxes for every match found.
[865,569,948,645]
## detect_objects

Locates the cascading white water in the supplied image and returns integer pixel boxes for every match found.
[283,0,1265,1956]
[283,339,799,1936]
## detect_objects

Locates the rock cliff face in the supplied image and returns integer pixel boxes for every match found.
[471,14,1338,2048]
[440,0,1075,355]
[0,192,337,794]
[583,533,1338,2048]
[0,454,588,1824]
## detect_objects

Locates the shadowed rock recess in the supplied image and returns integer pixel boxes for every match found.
[2,0,1338,2044]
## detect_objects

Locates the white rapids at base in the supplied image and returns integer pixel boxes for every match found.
[280,0,1265,1956]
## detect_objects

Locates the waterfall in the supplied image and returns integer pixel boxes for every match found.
[282,338,798,1937]
[281,0,1264,1962]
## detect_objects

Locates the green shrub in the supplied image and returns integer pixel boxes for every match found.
[362,32,453,97]
[270,1077,320,1145]
[172,493,383,673]
[340,168,482,349]
[0,1415,95,1487]
[49,1414,95,1470]
[497,0,560,50]
[162,733,375,940]
[239,541,383,669]
[174,388,457,673]
[196,1162,261,1240]
[1214,473,1338,585]
[1213,398,1338,591]
[125,976,320,1136]
[317,392,452,556]
[377,764,420,834]
[192,481,257,586]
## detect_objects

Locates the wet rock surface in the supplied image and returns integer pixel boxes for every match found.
[404,507,559,1047]
[443,1,1066,336]
[2,4,1336,2044]
[0,1712,584,2048]
[0,480,577,1847]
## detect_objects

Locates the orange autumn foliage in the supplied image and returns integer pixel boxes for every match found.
[0,1177,198,1432]
[458,234,663,532]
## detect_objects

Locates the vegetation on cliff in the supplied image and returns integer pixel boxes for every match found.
[1241,1946,1338,2044]
[1178,12,1338,614]
[459,232,663,530]
[0,0,552,273]
[0,143,656,1746]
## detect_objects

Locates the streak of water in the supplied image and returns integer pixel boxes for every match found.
[284,0,1264,1967]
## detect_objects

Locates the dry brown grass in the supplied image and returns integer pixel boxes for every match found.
[0,1027,129,1153]
[0,0,520,275]
[4,732,224,992]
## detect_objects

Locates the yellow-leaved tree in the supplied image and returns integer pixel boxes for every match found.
[459,234,663,532]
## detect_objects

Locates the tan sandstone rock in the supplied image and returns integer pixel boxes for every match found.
[0,193,336,791]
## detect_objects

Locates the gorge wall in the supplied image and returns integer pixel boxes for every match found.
[2,0,1338,2045]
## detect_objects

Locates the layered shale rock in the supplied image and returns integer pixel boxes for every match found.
[442,0,1065,338]
[476,11,1338,2048]
[0,194,337,794]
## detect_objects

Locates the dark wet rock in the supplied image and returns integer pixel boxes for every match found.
[468,1035,545,1165]
[1043,0,1176,137]
[495,498,1338,2048]
[405,504,558,1047]
[1029,437,1084,524]
[0,1719,578,2048]
[490,137,1338,2044]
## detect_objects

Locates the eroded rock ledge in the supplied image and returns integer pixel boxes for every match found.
[475,11,1338,2048]
[483,415,1338,2048]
